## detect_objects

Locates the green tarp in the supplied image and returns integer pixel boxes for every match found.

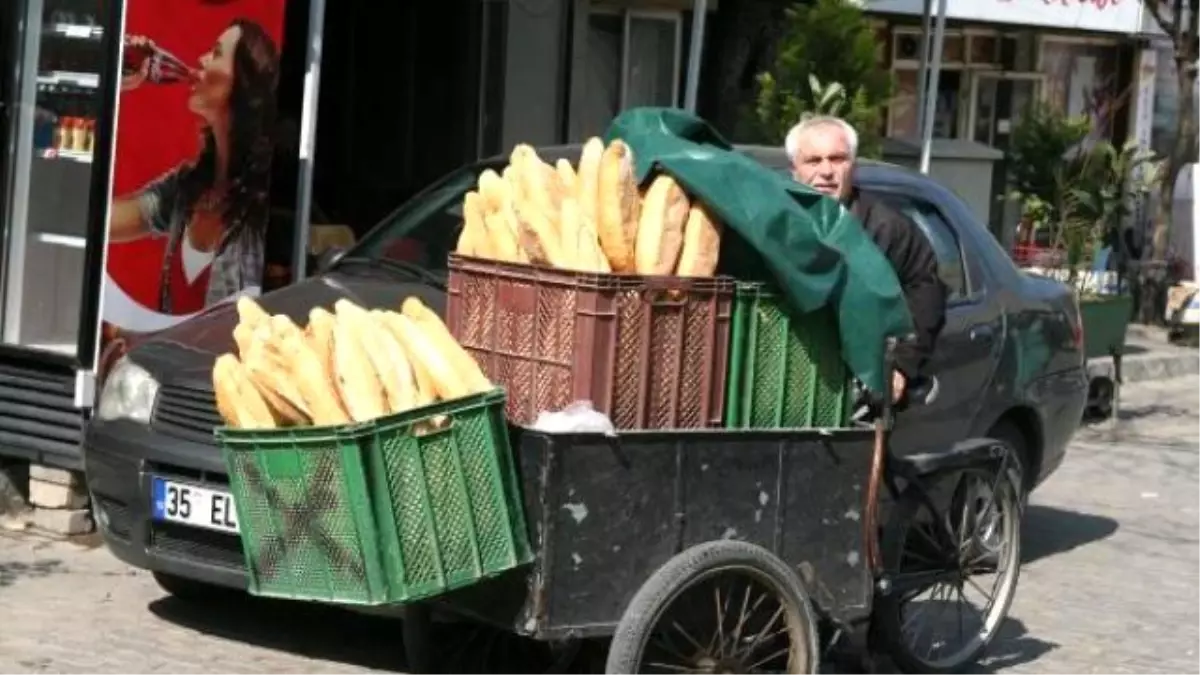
[605,107,913,393]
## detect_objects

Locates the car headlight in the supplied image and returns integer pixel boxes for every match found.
[96,356,160,424]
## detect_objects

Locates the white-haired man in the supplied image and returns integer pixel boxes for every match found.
[786,116,946,404]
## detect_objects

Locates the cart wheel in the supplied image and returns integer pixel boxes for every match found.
[872,459,1022,673]
[606,540,820,674]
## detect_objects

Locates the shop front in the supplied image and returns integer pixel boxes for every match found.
[865,0,1146,245]
[0,0,121,469]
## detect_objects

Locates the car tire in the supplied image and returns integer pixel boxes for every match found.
[987,420,1029,499]
[151,571,234,603]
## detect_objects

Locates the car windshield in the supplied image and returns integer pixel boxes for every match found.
[340,160,502,271]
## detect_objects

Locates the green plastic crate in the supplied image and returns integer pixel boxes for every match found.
[725,283,854,429]
[219,389,532,605]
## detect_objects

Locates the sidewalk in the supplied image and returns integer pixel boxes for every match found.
[1086,325,1199,384]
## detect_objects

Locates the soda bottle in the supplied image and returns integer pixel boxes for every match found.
[122,36,196,85]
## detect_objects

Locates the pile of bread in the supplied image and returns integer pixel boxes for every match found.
[456,137,722,277]
[213,296,492,430]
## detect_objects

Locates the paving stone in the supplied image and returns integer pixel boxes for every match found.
[28,465,83,488]
[31,508,93,536]
[28,479,89,510]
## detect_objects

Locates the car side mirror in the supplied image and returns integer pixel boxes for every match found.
[316,246,346,273]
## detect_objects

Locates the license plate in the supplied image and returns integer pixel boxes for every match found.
[151,477,239,534]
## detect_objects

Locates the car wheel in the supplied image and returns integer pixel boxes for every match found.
[151,571,235,603]
[987,420,1029,500]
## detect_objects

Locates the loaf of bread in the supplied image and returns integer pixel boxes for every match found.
[236,296,268,328]
[477,170,526,261]
[331,301,389,422]
[635,174,689,275]
[401,297,492,395]
[368,310,419,413]
[456,191,490,258]
[241,326,311,426]
[213,353,277,429]
[596,140,641,272]
[384,311,470,401]
[556,159,578,194]
[275,326,350,426]
[676,203,722,277]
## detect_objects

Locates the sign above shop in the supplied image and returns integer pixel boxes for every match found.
[860,0,1145,34]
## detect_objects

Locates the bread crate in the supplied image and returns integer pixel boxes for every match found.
[218,389,531,605]
[725,283,854,429]
[446,254,733,430]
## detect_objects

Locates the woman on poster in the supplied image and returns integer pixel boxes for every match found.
[107,19,280,319]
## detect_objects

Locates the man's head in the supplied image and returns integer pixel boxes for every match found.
[785,116,858,202]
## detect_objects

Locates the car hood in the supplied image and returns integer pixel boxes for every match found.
[126,269,447,389]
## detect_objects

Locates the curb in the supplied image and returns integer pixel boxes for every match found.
[1087,350,1199,384]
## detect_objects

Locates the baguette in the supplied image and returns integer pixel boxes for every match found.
[274,328,349,426]
[509,156,567,266]
[676,203,722,277]
[596,140,641,272]
[242,337,311,425]
[368,310,420,413]
[385,312,470,401]
[556,159,578,194]
[236,296,268,328]
[232,322,254,358]
[456,191,490,258]
[511,144,565,226]
[478,169,529,263]
[560,196,609,273]
[635,174,690,275]
[400,297,492,395]
[306,307,337,377]
[332,300,389,422]
[213,353,276,429]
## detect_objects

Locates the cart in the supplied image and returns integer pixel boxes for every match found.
[397,341,1025,674]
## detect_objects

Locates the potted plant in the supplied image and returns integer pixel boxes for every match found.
[1006,102,1159,359]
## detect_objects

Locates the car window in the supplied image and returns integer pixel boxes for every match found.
[346,165,487,271]
[875,194,970,302]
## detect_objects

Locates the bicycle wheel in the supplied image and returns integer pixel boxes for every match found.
[872,458,1022,673]
[606,541,820,674]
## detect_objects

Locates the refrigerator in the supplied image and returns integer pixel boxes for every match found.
[0,0,121,468]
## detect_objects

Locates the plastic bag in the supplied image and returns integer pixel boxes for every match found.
[532,401,616,434]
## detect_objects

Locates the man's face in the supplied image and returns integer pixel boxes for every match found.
[791,124,854,202]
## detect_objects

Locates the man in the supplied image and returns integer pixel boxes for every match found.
[785,115,946,403]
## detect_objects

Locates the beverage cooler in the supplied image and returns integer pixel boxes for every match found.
[0,0,120,469]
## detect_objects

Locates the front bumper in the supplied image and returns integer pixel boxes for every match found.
[84,418,247,591]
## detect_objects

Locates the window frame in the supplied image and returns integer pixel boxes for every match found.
[864,188,982,307]
[590,6,683,110]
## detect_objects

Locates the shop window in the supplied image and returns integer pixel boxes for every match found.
[892,30,965,68]
[578,9,681,139]
[888,69,962,140]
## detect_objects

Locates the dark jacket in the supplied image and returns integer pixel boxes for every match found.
[847,190,947,378]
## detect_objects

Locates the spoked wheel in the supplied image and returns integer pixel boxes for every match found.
[606,541,820,674]
[873,458,1022,673]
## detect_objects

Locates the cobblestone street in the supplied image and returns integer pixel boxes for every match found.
[0,377,1197,674]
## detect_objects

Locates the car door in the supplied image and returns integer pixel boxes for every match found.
[865,189,1003,455]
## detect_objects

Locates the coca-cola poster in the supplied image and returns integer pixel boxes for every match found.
[99,0,287,355]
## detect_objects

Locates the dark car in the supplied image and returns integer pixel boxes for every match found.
[84,144,1088,597]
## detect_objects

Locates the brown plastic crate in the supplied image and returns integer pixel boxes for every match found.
[446,254,733,430]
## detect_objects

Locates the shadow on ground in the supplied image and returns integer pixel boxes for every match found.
[1022,504,1118,565]
[149,592,590,673]
[0,559,64,588]
[970,616,1060,673]
[149,593,409,672]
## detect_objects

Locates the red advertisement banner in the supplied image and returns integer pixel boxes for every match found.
[101,0,287,351]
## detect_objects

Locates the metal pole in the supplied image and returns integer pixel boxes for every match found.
[291,0,328,284]
[683,0,708,112]
[918,0,948,175]
[914,0,933,140]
